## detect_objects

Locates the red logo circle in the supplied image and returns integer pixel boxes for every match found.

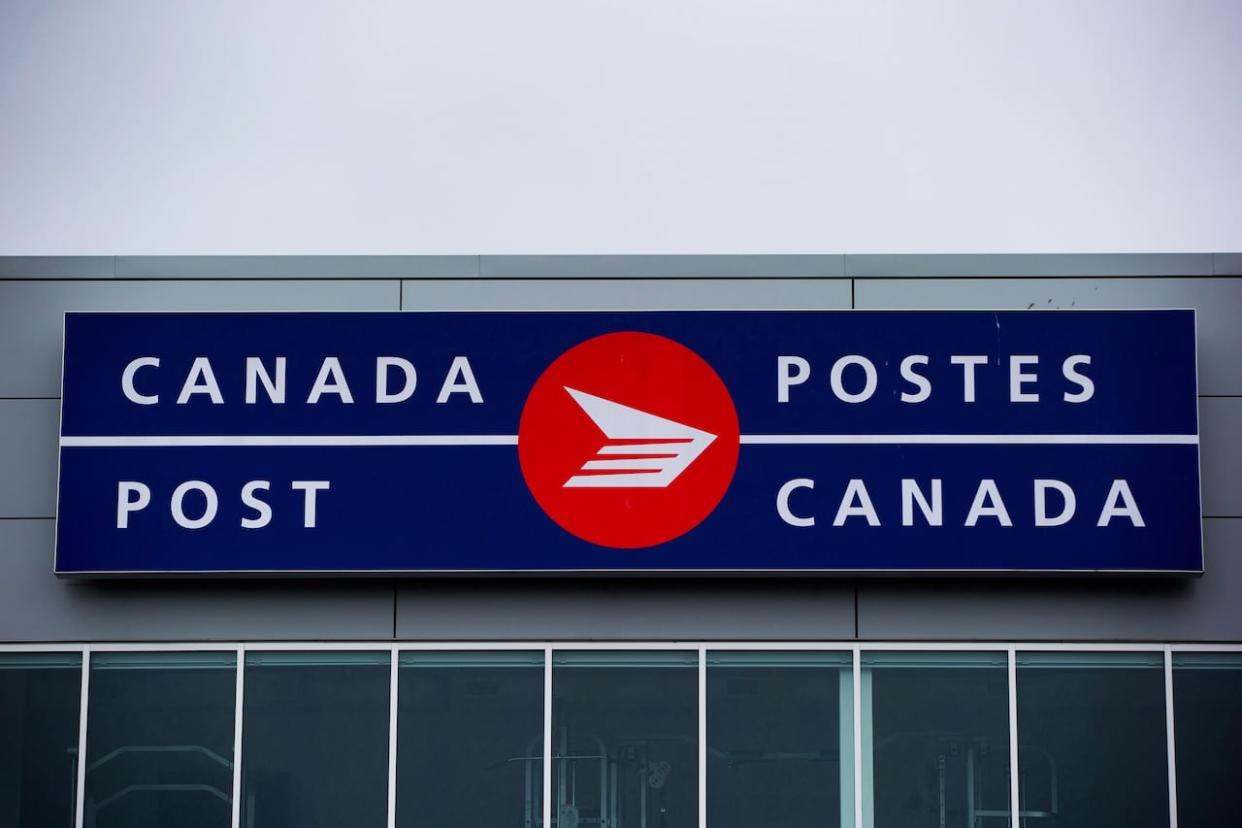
[518,332,740,549]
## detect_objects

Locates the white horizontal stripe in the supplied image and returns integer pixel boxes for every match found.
[61,435,518,447]
[740,434,1199,445]
[580,459,665,471]
[60,433,1198,447]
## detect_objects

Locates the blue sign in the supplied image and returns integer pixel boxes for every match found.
[55,310,1202,575]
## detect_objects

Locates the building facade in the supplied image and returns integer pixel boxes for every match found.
[2,252,1240,828]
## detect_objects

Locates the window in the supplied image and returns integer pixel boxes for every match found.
[708,651,852,828]
[1172,652,1242,825]
[395,651,544,826]
[864,651,1010,828]
[13,643,1242,828]
[1016,652,1168,828]
[553,651,699,828]
[240,651,390,828]
[0,652,82,828]
[83,651,236,828]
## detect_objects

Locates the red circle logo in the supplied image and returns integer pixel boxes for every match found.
[518,332,740,549]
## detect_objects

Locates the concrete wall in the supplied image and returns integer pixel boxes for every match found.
[1,254,1238,642]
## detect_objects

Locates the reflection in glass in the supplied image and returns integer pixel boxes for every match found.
[1016,652,1167,828]
[552,651,698,828]
[0,652,82,827]
[240,651,389,828]
[83,651,236,828]
[707,651,852,828]
[395,651,544,827]
[864,651,1010,828]
[1173,652,1242,824]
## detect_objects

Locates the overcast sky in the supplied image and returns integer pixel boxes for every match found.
[1,0,1239,255]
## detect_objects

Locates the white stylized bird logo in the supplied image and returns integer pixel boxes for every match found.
[562,387,716,488]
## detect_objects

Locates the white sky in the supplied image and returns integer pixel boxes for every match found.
[1,0,1239,255]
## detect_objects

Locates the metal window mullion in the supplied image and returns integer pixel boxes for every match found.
[0,640,1218,653]
[73,647,90,828]
[231,646,245,828]
[853,647,862,828]
[387,646,400,828]
[1164,647,1179,828]
[698,646,707,828]
[1008,648,1020,828]
[543,647,553,828]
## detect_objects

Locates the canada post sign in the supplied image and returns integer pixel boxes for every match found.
[55,311,1202,575]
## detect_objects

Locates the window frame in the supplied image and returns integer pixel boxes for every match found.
[6,640,1238,828]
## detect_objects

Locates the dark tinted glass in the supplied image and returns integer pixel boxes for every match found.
[395,651,544,827]
[1016,652,1168,828]
[552,651,698,828]
[1173,652,1242,826]
[240,652,390,828]
[866,652,1010,828]
[84,651,236,828]
[0,653,82,828]
[707,651,852,828]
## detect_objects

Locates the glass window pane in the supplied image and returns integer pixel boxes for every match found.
[1016,651,1168,828]
[864,651,1010,828]
[395,651,544,826]
[1172,652,1242,824]
[240,651,390,828]
[707,651,852,828]
[552,651,698,828]
[83,651,236,828]
[0,652,82,828]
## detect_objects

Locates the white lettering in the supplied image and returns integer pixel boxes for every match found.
[1009,355,1039,402]
[833,479,880,526]
[950,355,987,402]
[121,357,160,405]
[245,357,286,404]
[1063,355,1095,403]
[901,479,942,526]
[1034,479,1076,526]
[1097,480,1145,527]
[437,356,483,403]
[777,478,816,527]
[177,357,224,405]
[965,479,1012,526]
[376,357,417,404]
[240,480,273,529]
[307,357,354,404]
[899,355,932,403]
[829,356,878,404]
[116,481,151,528]
[171,480,218,529]
[291,480,330,528]
[777,356,810,403]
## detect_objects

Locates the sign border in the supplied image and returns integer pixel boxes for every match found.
[53,308,1204,578]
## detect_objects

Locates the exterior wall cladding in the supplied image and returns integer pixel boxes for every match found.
[1,252,1240,644]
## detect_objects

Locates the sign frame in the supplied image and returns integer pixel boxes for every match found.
[53,308,1204,577]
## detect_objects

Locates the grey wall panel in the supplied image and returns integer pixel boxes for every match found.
[0,280,400,398]
[857,518,1239,642]
[1201,398,1242,517]
[0,400,58,518]
[115,255,477,279]
[480,255,845,279]
[401,279,852,310]
[395,578,856,640]
[846,253,1214,278]
[0,520,395,641]
[0,254,1230,279]
[854,278,1242,395]
[0,256,114,279]
[1215,253,1242,275]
